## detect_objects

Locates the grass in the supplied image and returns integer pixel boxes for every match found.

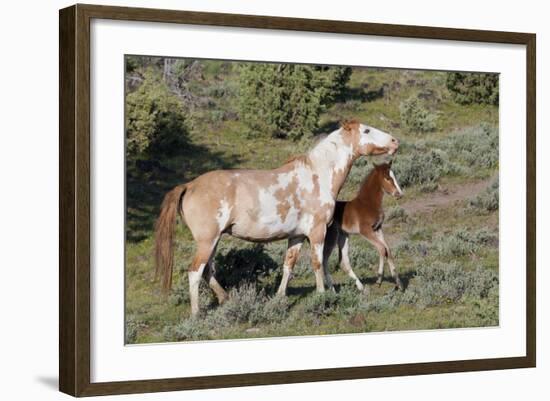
[125,63,499,343]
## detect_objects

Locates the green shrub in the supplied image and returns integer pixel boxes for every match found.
[439,124,498,171]
[399,96,438,133]
[302,291,340,318]
[364,261,498,311]
[249,294,291,325]
[446,72,499,105]
[238,63,351,139]
[469,178,499,212]
[347,243,378,270]
[467,285,499,326]
[208,284,292,327]
[208,284,265,326]
[125,68,189,161]
[393,240,429,258]
[435,228,498,257]
[164,284,292,341]
[391,149,449,188]
[164,317,210,341]
[125,315,146,343]
[386,206,408,222]
[336,284,370,314]
[388,124,497,190]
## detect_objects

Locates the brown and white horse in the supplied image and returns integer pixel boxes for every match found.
[322,161,404,292]
[155,121,399,316]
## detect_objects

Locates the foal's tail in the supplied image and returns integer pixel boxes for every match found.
[154,183,188,293]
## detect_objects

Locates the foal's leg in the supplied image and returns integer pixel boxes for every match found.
[308,225,327,293]
[337,233,364,291]
[277,237,304,296]
[188,239,218,316]
[322,223,339,292]
[360,229,388,286]
[375,230,403,290]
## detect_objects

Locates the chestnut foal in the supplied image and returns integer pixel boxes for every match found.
[322,161,404,292]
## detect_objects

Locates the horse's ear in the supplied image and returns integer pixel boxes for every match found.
[341,120,350,131]
[341,119,359,132]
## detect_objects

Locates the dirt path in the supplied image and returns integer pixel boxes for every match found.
[398,179,491,216]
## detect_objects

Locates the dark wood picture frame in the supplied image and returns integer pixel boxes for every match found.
[59,3,536,397]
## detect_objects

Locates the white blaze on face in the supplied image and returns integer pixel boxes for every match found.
[389,169,403,196]
[216,199,232,231]
[359,124,393,150]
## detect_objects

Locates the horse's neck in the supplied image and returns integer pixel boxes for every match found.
[308,131,357,199]
[328,161,356,198]
[357,174,384,210]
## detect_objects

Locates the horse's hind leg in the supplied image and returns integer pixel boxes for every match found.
[205,258,228,305]
[375,230,403,290]
[188,239,218,316]
[277,237,304,296]
[337,232,364,291]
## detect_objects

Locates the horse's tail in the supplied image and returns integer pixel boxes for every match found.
[154,183,188,293]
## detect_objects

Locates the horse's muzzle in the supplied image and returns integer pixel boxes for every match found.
[388,138,400,155]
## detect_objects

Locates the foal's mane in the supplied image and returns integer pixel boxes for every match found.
[359,162,390,191]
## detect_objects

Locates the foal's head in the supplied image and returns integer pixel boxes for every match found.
[341,120,400,156]
[374,161,403,199]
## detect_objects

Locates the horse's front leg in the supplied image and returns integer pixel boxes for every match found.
[188,239,219,316]
[308,225,327,293]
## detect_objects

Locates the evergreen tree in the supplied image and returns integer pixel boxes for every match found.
[446,72,499,105]
[238,63,351,139]
[125,68,188,161]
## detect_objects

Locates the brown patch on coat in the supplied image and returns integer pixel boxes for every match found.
[274,174,300,221]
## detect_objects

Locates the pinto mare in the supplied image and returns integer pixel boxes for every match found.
[322,161,405,292]
[155,121,399,316]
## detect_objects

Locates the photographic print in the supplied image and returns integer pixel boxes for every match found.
[124,56,499,344]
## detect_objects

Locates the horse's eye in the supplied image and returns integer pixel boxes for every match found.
[364,129,371,134]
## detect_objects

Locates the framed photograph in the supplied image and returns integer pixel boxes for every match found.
[59,4,536,397]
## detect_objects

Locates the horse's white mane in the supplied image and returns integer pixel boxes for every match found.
[308,128,344,162]
[284,128,346,167]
